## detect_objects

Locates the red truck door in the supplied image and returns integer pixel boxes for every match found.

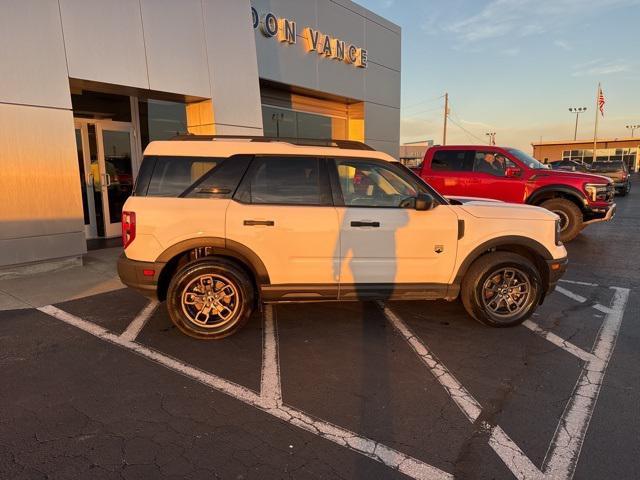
[467,150,527,202]
[422,149,476,196]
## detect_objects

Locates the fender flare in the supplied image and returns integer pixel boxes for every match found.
[155,237,271,285]
[454,235,553,285]
[526,184,587,208]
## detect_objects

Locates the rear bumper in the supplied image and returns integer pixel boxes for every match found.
[584,203,616,225]
[117,253,164,300]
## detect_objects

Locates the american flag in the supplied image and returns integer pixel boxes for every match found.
[598,86,606,117]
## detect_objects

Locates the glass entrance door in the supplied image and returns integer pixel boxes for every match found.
[75,119,138,238]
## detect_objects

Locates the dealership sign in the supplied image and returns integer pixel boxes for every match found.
[251,8,368,69]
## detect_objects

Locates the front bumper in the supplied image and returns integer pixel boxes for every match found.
[117,254,165,299]
[547,257,568,293]
[584,203,616,225]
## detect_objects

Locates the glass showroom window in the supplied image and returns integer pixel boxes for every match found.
[139,99,188,149]
[262,105,347,141]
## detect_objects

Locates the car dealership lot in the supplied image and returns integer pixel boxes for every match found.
[1,187,639,480]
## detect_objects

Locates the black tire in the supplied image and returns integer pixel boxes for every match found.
[166,258,254,340]
[540,198,583,243]
[461,252,542,328]
[619,182,630,196]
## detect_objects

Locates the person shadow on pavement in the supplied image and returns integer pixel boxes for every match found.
[333,206,410,476]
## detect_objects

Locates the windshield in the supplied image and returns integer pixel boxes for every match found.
[506,148,548,169]
[591,161,624,173]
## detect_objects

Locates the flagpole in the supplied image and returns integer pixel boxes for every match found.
[593,82,600,162]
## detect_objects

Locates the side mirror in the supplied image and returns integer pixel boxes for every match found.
[505,167,522,178]
[415,193,435,211]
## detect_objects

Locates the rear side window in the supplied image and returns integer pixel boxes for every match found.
[235,156,332,206]
[431,150,473,171]
[136,155,250,198]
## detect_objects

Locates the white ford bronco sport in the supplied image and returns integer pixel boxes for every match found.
[118,136,568,339]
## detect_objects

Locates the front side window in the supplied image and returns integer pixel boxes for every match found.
[474,151,516,177]
[236,156,332,206]
[334,159,418,207]
[431,150,473,171]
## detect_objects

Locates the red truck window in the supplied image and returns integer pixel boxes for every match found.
[432,150,474,171]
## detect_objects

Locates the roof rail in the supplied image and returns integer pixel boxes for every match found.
[168,134,375,151]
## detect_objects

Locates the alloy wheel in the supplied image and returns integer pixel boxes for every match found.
[180,274,239,328]
[481,267,532,319]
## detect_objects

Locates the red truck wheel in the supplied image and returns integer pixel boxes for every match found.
[540,198,583,243]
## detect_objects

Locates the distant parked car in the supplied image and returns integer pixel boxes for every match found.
[550,160,589,173]
[589,161,631,196]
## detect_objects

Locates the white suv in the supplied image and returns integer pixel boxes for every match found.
[118,136,567,339]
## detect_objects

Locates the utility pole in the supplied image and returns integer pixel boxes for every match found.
[569,107,587,141]
[485,132,496,146]
[626,124,640,138]
[443,92,449,146]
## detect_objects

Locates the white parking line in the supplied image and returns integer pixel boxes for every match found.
[261,305,282,408]
[522,320,595,363]
[381,283,631,480]
[559,280,599,287]
[542,287,630,478]
[379,303,543,480]
[120,300,159,342]
[38,303,452,480]
[555,286,587,303]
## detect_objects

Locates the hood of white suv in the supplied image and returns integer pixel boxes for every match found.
[458,200,558,221]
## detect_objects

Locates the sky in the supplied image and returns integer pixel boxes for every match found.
[356,0,640,152]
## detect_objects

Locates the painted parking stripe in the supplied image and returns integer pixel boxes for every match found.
[38,304,452,480]
[379,303,543,480]
[120,300,159,342]
[559,279,599,287]
[542,287,630,478]
[382,284,631,480]
[261,305,282,408]
[522,320,595,363]
[555,286,587,303]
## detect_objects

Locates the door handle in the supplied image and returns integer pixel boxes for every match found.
[244,220,275,227]
[351,221,380,228]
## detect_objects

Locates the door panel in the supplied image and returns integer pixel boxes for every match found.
[226,156,340,286]
[225,202,340,285]
[332,158,459,290]
[337,206,459,285]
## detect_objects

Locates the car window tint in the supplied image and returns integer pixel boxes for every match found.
[431,150,473,171]
[144,156,222,197]
[335,159,418,207]
[183,155,251,198]
[239,156,332,206]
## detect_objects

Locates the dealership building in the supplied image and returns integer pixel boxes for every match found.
[0,0,400,270]
[532,138,639,172]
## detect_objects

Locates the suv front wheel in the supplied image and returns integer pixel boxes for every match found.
[167,259,254,339]
[461,252,542,327]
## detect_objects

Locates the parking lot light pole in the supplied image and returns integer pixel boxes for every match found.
[569,107,588,141]
[485,132,496,145]
[626,124,640,138]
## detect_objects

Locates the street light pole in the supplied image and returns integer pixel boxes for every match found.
[626,124,640,138]
[485,132,496,145]
[569,107,587,141]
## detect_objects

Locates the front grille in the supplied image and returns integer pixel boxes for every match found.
[606,184,615,201]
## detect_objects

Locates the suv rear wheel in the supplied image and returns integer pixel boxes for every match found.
[461,252,542,327]
[540,198,583,243]
[167,259,254,339]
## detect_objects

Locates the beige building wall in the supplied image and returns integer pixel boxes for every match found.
[533,139,640,166]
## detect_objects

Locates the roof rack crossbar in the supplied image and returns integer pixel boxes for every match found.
[168,134,374,151]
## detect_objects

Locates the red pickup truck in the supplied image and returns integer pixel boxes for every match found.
[415,145,616,242]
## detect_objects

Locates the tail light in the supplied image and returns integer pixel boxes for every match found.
[122,211,136,248]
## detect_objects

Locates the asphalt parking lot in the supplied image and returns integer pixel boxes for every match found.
[1,184,639,480]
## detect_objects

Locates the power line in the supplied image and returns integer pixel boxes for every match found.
[446,115,488,144]
[401,93,446,112]
[402,105,442,119]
